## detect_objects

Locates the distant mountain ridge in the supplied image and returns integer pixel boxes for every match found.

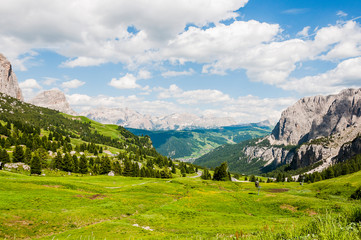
[82,107,240,130]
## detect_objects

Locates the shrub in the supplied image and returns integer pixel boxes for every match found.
[351,187,361,200]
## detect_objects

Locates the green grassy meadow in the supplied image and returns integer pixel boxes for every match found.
[1,170,361,239]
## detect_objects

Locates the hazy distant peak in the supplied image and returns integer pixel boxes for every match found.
[29,89,77,115]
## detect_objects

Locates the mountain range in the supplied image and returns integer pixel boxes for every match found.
[195,88,361,174]
[26,88,257,131]
[81,108,239,130]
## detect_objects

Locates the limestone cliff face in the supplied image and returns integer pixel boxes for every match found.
[271,88,361,145]
[29,89,77,115]
[0,54,23,101]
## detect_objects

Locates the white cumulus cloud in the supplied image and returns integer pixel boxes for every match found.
[61,79,85,89]
[19,78,42,100]
[137,69,152,79]
[109,73,140,89]
[0,0,248,68]
[19,78,42,89]
[282,57,361,95]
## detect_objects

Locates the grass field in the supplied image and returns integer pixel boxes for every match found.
[1,170,361,239]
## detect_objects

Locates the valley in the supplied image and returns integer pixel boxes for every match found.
[128,124,272,162]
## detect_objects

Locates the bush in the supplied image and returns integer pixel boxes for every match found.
[348,207,361,223]
[351,187,361,200]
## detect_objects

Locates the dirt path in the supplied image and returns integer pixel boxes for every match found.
[189,171,202,178]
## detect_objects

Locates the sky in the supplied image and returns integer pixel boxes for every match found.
[1,0,361,123]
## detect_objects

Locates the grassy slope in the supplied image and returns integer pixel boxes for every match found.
[128,125,271,161]
[1,169,361,239]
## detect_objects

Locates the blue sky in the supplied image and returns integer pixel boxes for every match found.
[1,0,361,123]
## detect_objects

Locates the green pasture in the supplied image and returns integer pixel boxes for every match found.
[1,170,361,239]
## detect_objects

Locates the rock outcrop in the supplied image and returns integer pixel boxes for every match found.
[0,54,23,101]
[290,144,330,169]
[243,145,293,167]
[337,135,361,163]
[29,89,77,115]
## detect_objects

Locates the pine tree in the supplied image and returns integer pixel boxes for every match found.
[0,149,10,164]
[13,145,24,162]
[89,157,94,167]
[123,159,133,176]
[171,164,176,174]
[79,154,88,174]
[276,173,282,182]
[72,155,79,173]
[101,156,111,174]
[35,147,49,168]
[213,162,230,181]
[201,168,212,180]
[342,164,350,175]
[112,161,122,175]
[24,148,32,164]
[313,172,322,182]
[325,167,335,179]
[140,167,147,177]
[30,155,41,175]
[62,153,72,172]
[185,165,190,174]
[132,162,140,177]
[147,159,153,168]
[54,151,63,170]
[249,175,256,182]
[160,167,172,178]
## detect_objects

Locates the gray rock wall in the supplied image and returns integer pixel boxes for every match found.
[271,88,361,145]
[0,54,23,101]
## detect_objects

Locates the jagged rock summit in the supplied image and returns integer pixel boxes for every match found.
[270,88,361,145]
[247,88,361,171]
[29,89,77,115]
[0,54,23,101]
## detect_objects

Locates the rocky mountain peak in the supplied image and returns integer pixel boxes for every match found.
[0,54,23,101]
[29,89,77,115]
[270,88,361,145]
